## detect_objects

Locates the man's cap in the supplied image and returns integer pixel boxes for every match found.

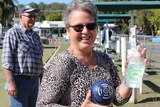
[18,5,37,14]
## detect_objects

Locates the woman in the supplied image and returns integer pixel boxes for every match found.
[36,0,146,107]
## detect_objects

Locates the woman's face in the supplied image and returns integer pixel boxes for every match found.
[67,10,97,52]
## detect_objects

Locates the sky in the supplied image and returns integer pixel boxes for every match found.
[17,0,71,5]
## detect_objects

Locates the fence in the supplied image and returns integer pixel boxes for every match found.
[136,35,160,70]
[108,34,160,70]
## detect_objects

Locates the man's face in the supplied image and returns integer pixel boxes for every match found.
[19,11,36,30]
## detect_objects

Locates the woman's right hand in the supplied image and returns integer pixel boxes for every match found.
[81,90,112,107]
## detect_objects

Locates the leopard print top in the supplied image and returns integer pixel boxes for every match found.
[36,50,130,107]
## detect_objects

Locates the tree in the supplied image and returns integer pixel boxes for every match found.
[0,0,18,27]
[134,10,152,35]
[134,9,160,35]
[147,9,160,36]
[46,13,62,21]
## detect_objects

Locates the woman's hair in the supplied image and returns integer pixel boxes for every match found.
[63,0,98,28]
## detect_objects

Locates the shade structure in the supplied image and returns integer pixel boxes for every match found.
[94,1,160,12]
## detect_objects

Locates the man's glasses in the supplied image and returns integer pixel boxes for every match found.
[69,22,97,32]
[21,14,36,19]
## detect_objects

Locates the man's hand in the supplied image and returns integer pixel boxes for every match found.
[8,80,17,97]
[4,69,18,97]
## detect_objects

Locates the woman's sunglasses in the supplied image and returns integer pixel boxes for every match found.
[69,22,97,32]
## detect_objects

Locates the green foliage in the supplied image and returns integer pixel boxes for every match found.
[147,9,160,35]
[26,2,66,22]
[41,37,49,44]
[46,13,62,21]
[121,22,129,34]
[134,9,160,35]
[43,2,65,16]
[0,0,18,26]
[134,10,152,35]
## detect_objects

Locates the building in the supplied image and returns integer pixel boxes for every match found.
[36,21,66,37]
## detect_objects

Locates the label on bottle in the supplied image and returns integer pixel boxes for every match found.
[125,49,145,88]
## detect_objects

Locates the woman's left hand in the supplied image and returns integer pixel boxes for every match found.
[137,45,149,64]
[125,45,149,68]
[81,90,112,107]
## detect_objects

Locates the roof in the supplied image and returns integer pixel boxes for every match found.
[94,1,160,12]
[39,21,65,28]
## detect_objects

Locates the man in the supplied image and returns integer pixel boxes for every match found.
[2,5,43,107]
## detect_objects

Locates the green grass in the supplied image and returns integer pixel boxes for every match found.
[43,47,58,64]
[0,49,10,107]
[57,44,69,54]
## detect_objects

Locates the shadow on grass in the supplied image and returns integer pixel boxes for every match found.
[138,97,160,103]
[148,71,158,75]
[145,70,159,75]
[143,80,160,93]
[147,67,160,71]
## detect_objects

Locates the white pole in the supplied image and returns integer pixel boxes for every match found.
[129,88,137,103]
[102,26,109,53]
[106,28,109,49]
[103,27,109,49]
[116,40,120,54]
[100,30,103,46]
[98,26,101,46]
[39,29,42,37]
[140,87,142,94]
[0,23,2,36]
[121,37,126,76]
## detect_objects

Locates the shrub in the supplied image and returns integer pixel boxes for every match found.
[41,37,49,44]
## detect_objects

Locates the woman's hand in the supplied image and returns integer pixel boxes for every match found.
[125,45,149,68]
[81,90,112,107]
[137,45,149,64]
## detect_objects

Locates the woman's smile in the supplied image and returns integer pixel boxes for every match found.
[80,35,91,41]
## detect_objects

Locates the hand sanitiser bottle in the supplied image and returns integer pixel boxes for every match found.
[125,36,145,88]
